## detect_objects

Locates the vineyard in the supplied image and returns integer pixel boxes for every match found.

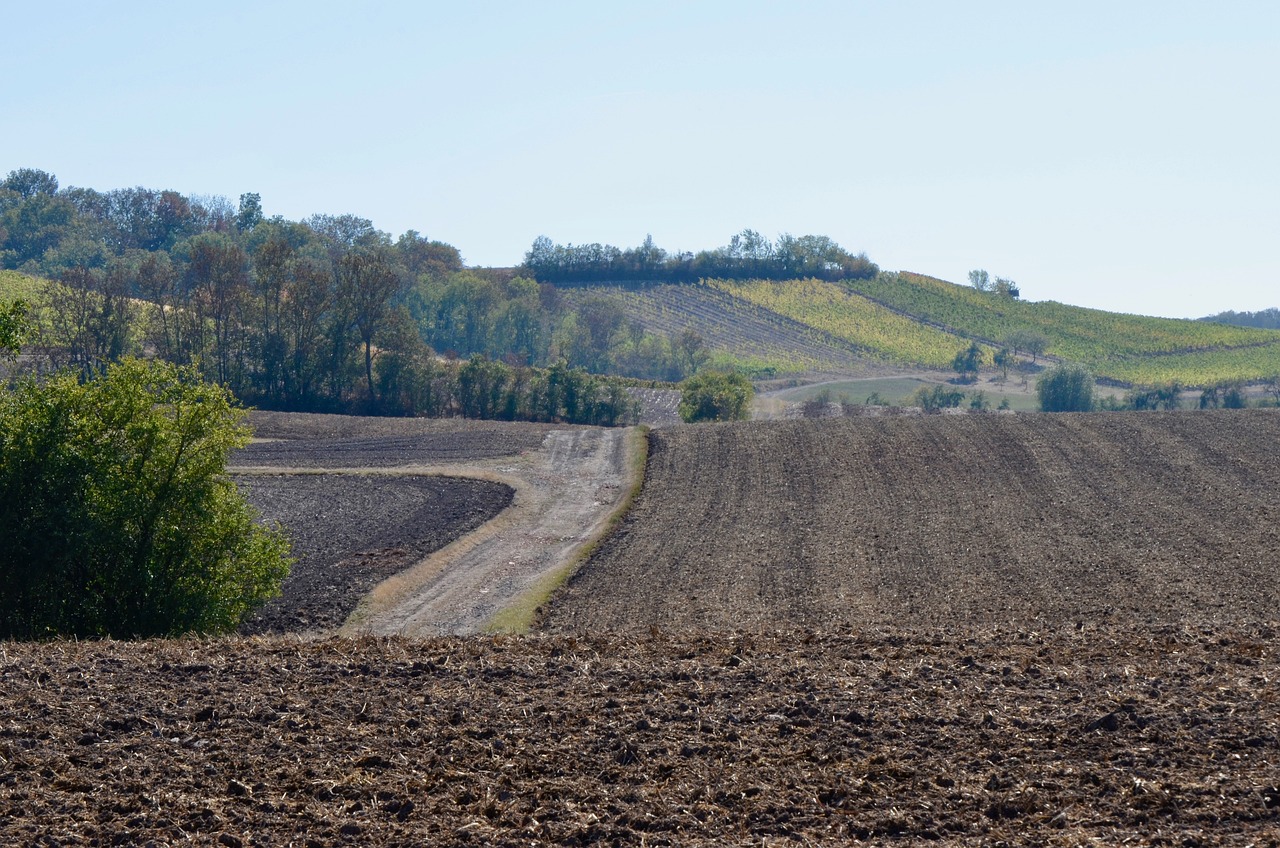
[561,274,1280,388]
[0,270,44,302]
[708,277,980,369]
[559,284,873,375]
[844,272,1280,385]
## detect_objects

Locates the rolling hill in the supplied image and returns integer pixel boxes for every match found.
[564,273,1280,387]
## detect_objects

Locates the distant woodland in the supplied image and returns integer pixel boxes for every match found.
[1200,308,1280,330]
[3,169,877,421]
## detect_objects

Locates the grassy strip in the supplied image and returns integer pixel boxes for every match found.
[486,425,651,635]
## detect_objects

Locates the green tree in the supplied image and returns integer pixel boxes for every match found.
[968,269,990,292]
[1037,363,1095,412]
[678,370,754,422]
[236,192,264,232]
[951,341,985,382]
[0,358,291,639]
[1126,382,1183,411]
[1006,330,1048,363]
[993,347,1013,382]
[337,248,405,411]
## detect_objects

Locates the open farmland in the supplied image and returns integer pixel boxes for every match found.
[4,411,1280,845]
[546,411,1280,632]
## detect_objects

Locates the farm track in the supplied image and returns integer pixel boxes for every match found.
[545,410,1280,632]
[232,412,636,637]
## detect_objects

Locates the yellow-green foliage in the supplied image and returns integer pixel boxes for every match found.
[709,278,974,368]
[0,271,47,303]
[1096,343,1280,386]
[845,272,1280,384]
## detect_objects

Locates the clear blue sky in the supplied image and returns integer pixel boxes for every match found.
[4,0,1277,318]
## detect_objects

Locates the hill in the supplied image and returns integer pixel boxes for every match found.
[565,274,1280,387]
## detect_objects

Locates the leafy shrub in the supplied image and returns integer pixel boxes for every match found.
[679,370,754,422]
[1037,363,1095,412]
[0,358,291,639]
[911,384,966,412]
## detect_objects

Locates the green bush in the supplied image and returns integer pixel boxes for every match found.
[1037,363,1096,412]
[911,384,966,412]
[0,358,291,639]
[678,370,754,422]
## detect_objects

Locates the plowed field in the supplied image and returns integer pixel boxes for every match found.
[545,411,1280,632]
[4,410,1280,845]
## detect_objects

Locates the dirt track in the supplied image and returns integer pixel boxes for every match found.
[545,410,1280,632]
[346,426,634,636]
[232,413,637,636]
[236,475,512,635]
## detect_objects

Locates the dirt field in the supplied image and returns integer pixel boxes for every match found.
[4,410,1279,845]
[3,627,1277,846]
[237,475,512,635]
[232,412,638,637]
[545,411,1280,632]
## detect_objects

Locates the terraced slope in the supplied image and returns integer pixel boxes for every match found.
[545,411,1280,632]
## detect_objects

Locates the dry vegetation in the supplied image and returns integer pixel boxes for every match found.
[3,411,1279,845]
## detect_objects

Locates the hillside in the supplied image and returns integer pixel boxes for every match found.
[545,411,1280,632]
[563,274,1280,387]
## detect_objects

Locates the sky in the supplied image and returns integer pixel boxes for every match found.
[3,0,1278,319]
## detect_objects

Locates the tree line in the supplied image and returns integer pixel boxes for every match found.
[1200,307,1280,330]
[1,168,649,424]
[522,230,879,285]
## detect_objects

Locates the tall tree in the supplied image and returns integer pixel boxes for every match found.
[337,248,403,410]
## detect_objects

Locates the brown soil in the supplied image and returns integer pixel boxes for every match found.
[2,627,1277,846]
[231,412,638,637]
[5,411,1279,845]
[545,411,1280,633]
[237,474,512,635]
[239,411,562,467]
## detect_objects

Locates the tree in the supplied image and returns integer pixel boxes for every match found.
[337,247,404,410]
[993,347,1013,382]
[678,370,754,422]
[1,168,59,199]
[0,358,291,638]
[236,192,264,233]
[1037,363,1095,412]
[952,341,985,382]
[1126,382,1182,411]
[1005,330,1048,363]
[968,269,990,291]
[992,277,1020,298]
